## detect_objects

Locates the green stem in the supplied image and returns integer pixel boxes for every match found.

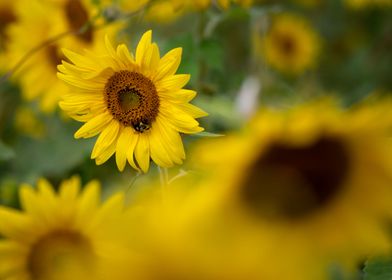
[158,166,169,202]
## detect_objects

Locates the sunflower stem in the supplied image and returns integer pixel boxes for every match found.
[0,13,100,84]
[158,166,169,202]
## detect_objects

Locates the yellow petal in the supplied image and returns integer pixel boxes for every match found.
[136,30,152,67]
[86,193,124,232]
[134,133,150,173]
[127,133,140,171]
[95,137,118,165]
[74,111,113,139]
[105,35,117,59]
[159,102,200,128]
[154,47,182,81]
[75,180,100,229]
[62,48,96,70]
[117,44,135,65]
[159,89,196,103]
[116,127,138,171]
[149,43,161,71]
[175,102,208,118]
[91,120,120,159]
[59,176,81,203]
[156,117,185,163]
[57,73,103,91]
[149,124,173,167]
[19,186,48,225]
[156,74,190,92]
[0,207,31,240]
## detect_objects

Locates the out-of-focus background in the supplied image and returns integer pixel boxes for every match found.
[0,1,391,278]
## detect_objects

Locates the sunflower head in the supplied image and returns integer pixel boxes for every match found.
[58,30,207,173]
[0,176,127,280]
[187,100,392,277]
[5,0,119,112]
[240,135,350,220]
[256,13,321,75]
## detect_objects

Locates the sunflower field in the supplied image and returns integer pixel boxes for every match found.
[0,0,392,279]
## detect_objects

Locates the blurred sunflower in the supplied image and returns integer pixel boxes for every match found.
[99,0,150,14]
[166,0,252,12]
[0,0,18,71]
[189,101,392,279]
[58,30,207,173]
[144,0,185,23]
[255,13,321,75]
[145,0,252,23]
[0,176,126,280]
[14,106,45,139]
[344,0,392,8]
[6,0,117,113]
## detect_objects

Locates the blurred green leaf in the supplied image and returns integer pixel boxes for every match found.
[200,39,224,72]
[10,115,94,181]
[192,131,225,138]
[363,256,392,280]
[0,140,15,161]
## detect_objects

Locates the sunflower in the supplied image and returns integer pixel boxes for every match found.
[58,30,207,173]
[99,0,150,13]
[144,0,186,23]
[344,0,392,8]
[255,13,321,75]
[0,176,126,280]
[176,0,252,10]
[14,106,45,139]
[0,0,18,71]
[186,100,392,279]
[6,0,117,112]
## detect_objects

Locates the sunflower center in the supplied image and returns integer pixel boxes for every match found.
[28,230,94,279]
[275,33,296,57]
[105,70,160,133]
[240,137,350,220]
[65,0,93,43]
[0,7,16,49]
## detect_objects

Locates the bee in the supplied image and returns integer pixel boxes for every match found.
[133,121,151,133]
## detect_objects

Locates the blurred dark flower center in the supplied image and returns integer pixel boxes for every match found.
[28,230,94,278]
[275,33,296,57]
[65,0,93,43]
[0,7,16,49]
[105,70,160,133]
[240,137,350,220]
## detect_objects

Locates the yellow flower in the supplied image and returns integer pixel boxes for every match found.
[58,30,207,173]
[144,0,185,23]
[14,106,45,139]
[186,101,392,279]
[144,0,252,23]
[190,0,253,9]
[165,0,252,12]
[0,176,126,280]
[6,0,117,113]
[99,0,150,13]
[291,0,322,7]
[345,0,392,8]
[0,0,18,71]
[256,13,321,75]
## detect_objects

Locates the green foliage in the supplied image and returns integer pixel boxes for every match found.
[364,256,392,280]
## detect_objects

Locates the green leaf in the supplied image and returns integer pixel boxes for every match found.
[200,39,224,72]
[0,140,14,161]
[11,115,93,181]
[363,256,392,280]
[192,131,225,138]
